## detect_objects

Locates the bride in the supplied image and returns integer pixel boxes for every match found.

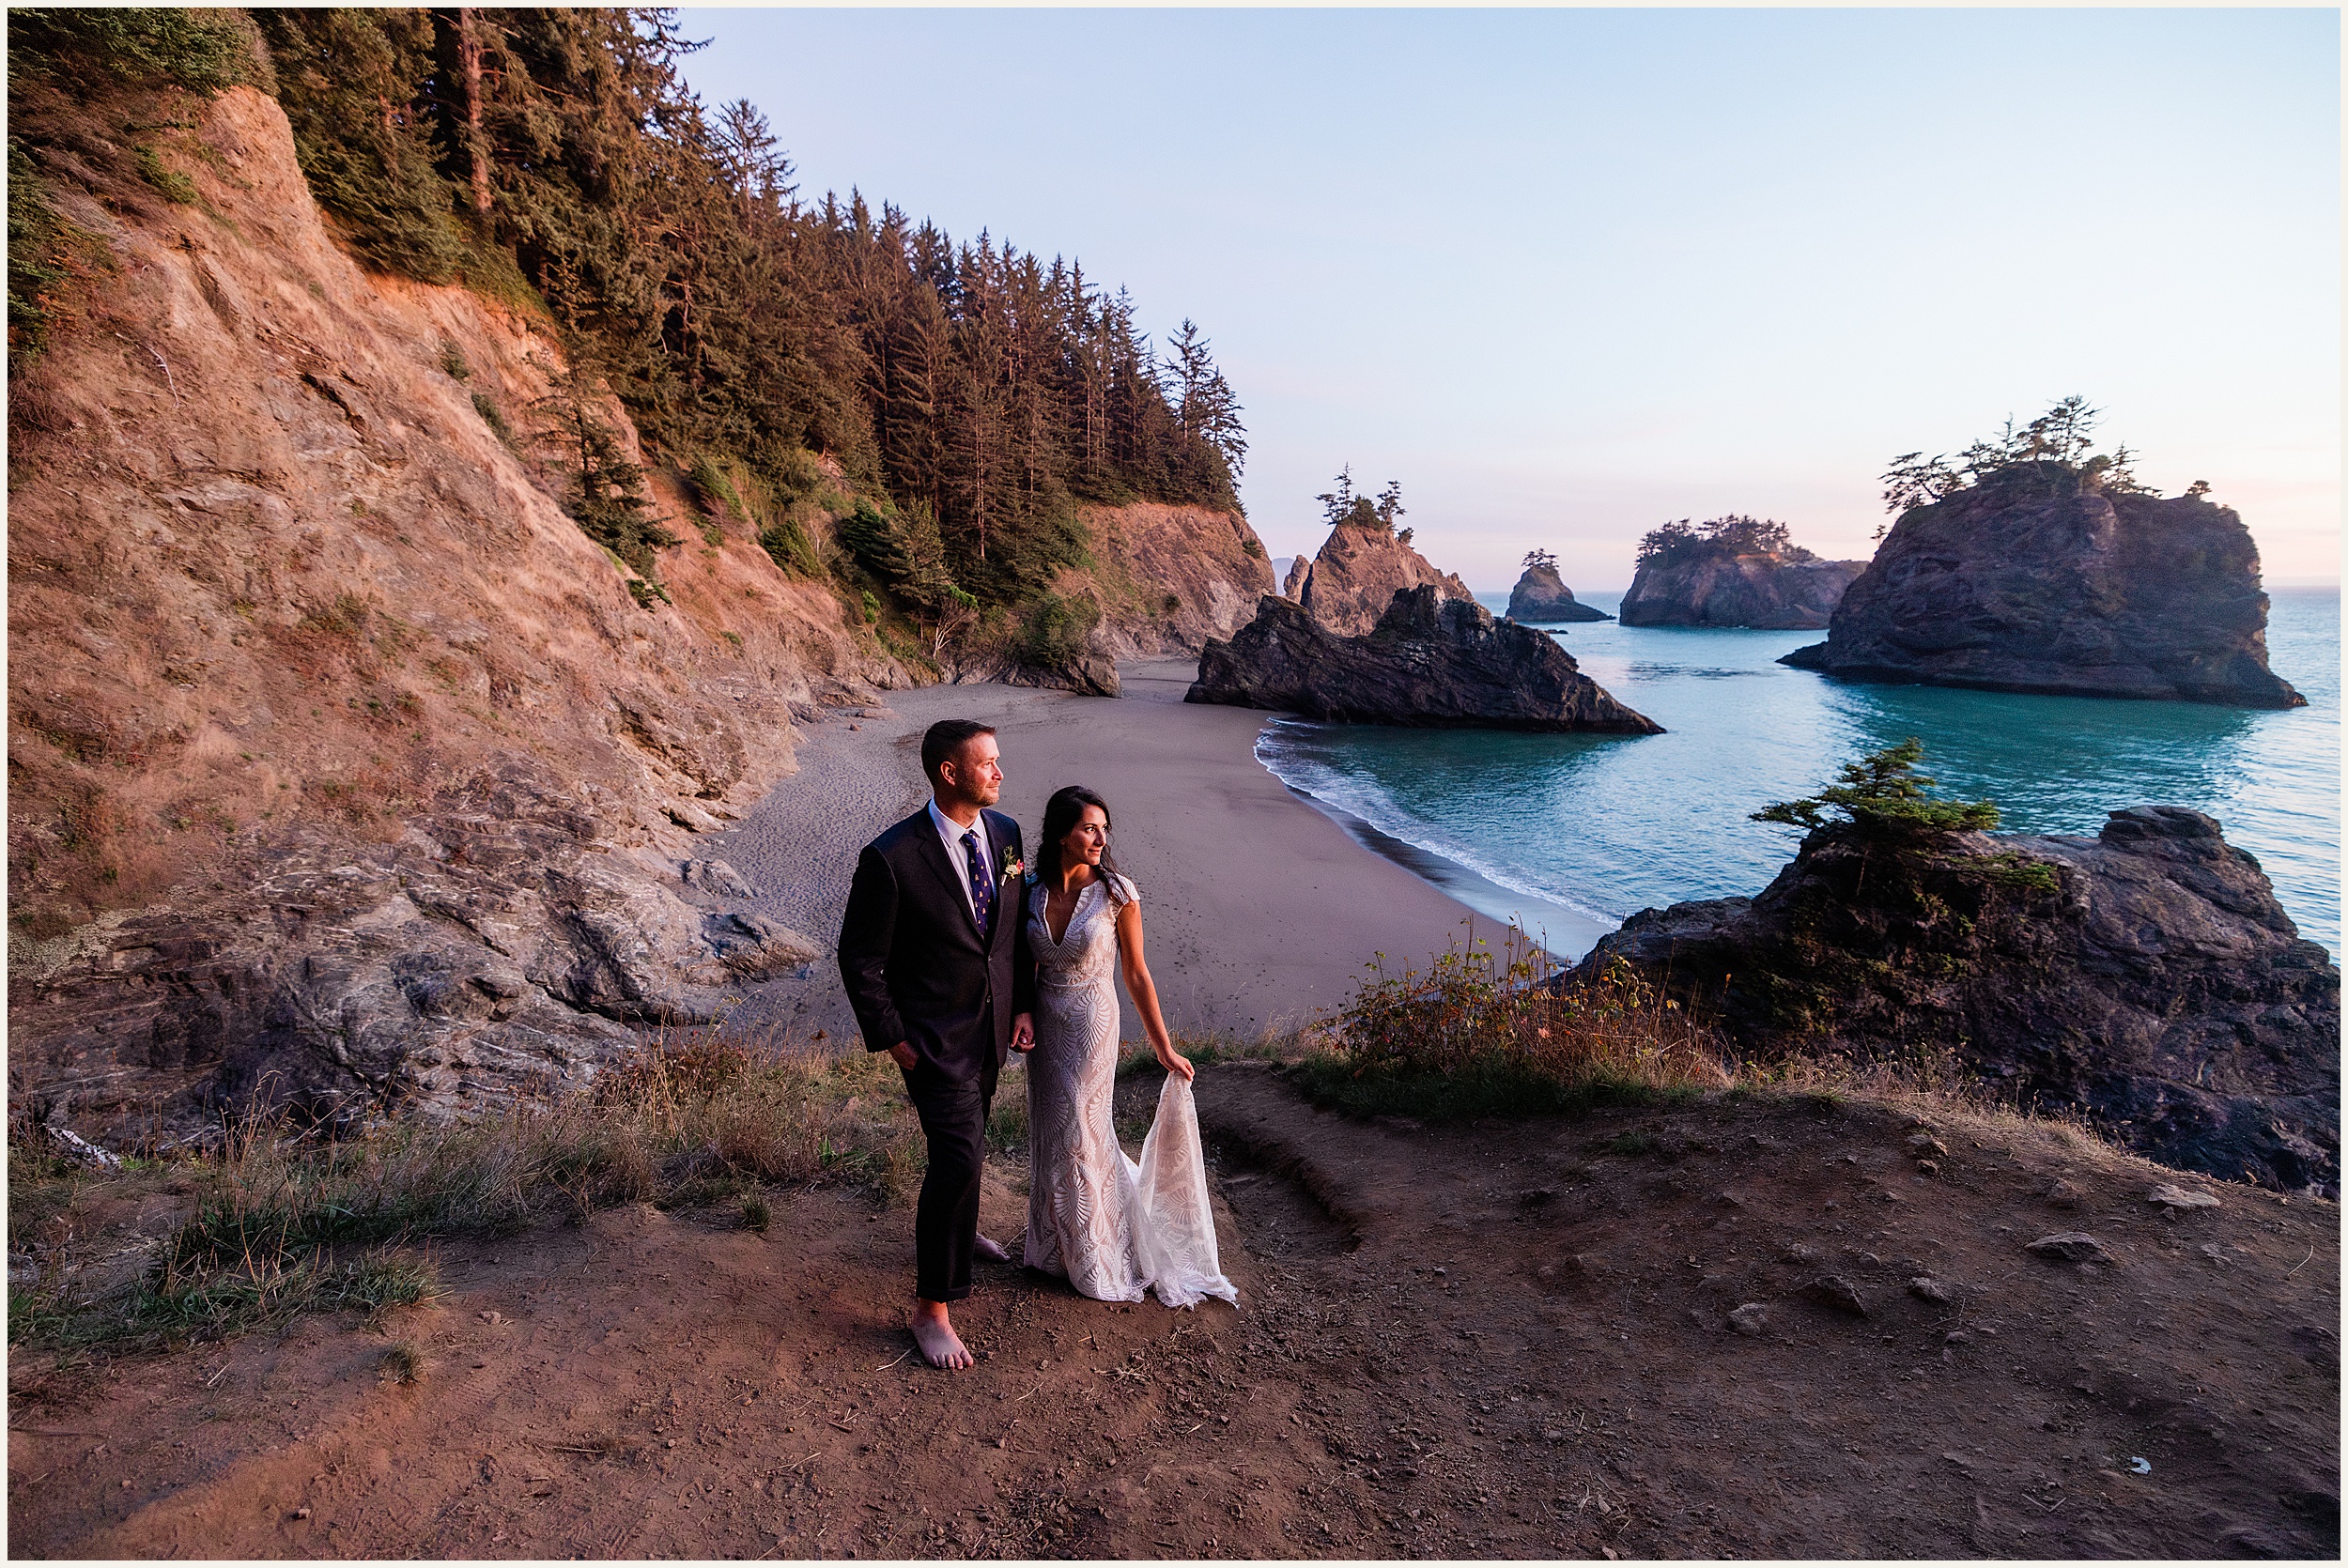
[1020,785,1238,1309]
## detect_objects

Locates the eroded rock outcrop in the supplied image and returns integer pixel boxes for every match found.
[6,87,873,1137]
[1620,551,1864,629]
[1782,469,2304,706]
[1290,524,1475,636]
[1506,561,1612,623]
[1187,588,1662,732]
[11,760,825,1140]
[1570,807,2340,1192]
[1281,554,1312,600]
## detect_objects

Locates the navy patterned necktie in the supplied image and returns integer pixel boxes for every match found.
[962,829,996,938]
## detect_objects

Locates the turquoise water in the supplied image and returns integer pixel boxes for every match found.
[1255,588,2340,960]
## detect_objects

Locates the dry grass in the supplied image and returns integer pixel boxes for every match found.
[1286,922,1730,1120]
[8,1028,921,1358]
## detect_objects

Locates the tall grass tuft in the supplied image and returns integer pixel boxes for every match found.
[1289,921,1730,1119]
[9,1027,922,1357]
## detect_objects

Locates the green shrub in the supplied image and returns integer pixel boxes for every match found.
[8,143,69,366]
[760,517,822,577]
[1753,738,1999,839]
[1018,592,1102,669]
[471,392,516,449]
[133,143,196,204]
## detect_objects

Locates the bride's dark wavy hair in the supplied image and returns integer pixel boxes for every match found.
[1036,785,1130,903]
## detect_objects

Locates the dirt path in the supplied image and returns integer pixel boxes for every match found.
[9,1069,2338,1558]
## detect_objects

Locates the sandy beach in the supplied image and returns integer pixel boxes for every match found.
[708,658,1500,1046]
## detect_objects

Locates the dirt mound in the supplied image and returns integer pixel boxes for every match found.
[9,1069,2335,1558]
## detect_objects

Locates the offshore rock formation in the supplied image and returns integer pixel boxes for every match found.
[1187,587,1662,733]
[1570,807,2340,1193]
[1289,524,1475,636]
[1506,561,1612,623]
[1620,551,1865,630]
[1782,469,2303,707]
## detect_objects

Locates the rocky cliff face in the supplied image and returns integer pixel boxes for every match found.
[5,87,894,1138]
[1506,562,1612,623]
[1618,550,1865,629]
[1571,807,2340,1193]
[1290,524,1475,636]
[1074,502,1277,661]
[1781,469,2303,706]
[7,86,1252,1143]
[1187,588,1662,733]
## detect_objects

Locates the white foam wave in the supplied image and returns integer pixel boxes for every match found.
[1253,721,1629,926]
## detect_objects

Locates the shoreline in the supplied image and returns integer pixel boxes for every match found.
[704,658,1501,1046]
[1273,778,1619,961]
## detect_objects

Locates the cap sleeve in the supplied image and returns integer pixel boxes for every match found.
[1109,872,1140,907]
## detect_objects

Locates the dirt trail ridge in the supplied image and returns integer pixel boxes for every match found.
[8,1068,2337,1559]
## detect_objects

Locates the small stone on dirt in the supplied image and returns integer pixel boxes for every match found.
[293,1507,311,1520]
[2146,1183,2220,1211]
[2027,1232,2116,1266]
[1727,1302,1769,1336]
[1783,1243,1821,1265]
[1907,1133,1949,1157]
[479,1310,505,1326]
[1916,1160,1940,1176]
[1805,1276,1868,1316]
[2039,1178,2086,1210]
[1908,1276,1951,1303]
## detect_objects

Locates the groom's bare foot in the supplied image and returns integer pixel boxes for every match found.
[974,1234,1011,1263]
[911,1301,972,1370]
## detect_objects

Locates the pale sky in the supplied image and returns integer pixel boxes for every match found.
[674,6,2340,590]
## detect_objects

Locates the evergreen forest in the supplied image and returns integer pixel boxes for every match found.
[8,7,1248,655]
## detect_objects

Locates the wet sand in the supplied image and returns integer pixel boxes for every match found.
[708,659,1495,1046]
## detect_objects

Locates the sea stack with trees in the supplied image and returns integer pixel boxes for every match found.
[1188,586,1662,732]
[1506,549,1613,623]
[1783,399,2306,707]
[1283,468,1476,633]
[1617,515,1867,629]
[1568,741,2341,1194]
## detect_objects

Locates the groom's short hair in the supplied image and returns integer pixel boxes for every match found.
[921,719,996,785]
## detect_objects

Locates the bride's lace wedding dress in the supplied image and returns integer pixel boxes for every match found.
[1023,874,1238,1310]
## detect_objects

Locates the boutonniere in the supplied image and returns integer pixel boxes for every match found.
[1001,852,1025,884]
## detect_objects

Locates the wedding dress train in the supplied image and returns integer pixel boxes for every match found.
[1023,875,1238,1310]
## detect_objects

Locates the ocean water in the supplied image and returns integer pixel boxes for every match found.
[1255,588,2340,960]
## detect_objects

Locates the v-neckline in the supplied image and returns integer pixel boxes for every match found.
[1040,878,1096,949]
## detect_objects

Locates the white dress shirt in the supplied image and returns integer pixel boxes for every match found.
[927,799,996,928]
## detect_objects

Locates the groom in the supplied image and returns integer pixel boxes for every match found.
[838,718,1035,1370]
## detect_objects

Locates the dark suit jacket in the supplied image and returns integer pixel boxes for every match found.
[838,807,1036,1084]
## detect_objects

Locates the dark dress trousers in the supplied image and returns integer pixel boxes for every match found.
[838,806,1035,1303]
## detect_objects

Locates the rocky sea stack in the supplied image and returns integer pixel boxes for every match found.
[1783,465,2303,708]
[1188,587,1662,732]
[1286,522,1475,635]
[1571,806,2340,1193]
[1506,554,1612,623]
[1619,515,1863,629]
